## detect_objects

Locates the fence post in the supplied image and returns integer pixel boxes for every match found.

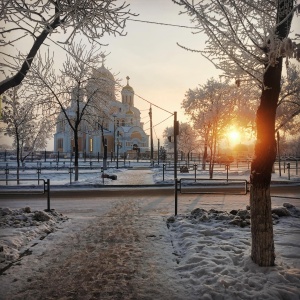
[69,167,73,184]
[226,164,229,182]
[296,160,298,176]
[163,164,165,181]
[287,163,290,180]
[37,168,41,185]
[101,167,104,184]
[5,163,9,185]
[194,164,197,182]
[46,179,50,211]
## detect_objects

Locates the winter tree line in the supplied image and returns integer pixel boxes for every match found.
[0,0,300,267]
[162,65,300,178]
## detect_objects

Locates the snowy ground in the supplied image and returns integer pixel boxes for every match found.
[0,160,299,186]
[0,165,300,299]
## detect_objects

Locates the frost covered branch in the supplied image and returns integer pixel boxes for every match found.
[0,0,136,95]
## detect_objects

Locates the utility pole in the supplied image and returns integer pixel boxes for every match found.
[149,105,154,162]
[157,138,160,165]
[174,111,179,215]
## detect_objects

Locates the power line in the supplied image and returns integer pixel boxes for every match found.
[47,36,174,116]
[145,114,173,131]
[127,18,197,30]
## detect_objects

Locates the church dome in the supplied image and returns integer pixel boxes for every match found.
[126,109,134,115]
[122,84,134,93]
[93,54,115,82]
[95,64,115,81]
[122,76,134,93]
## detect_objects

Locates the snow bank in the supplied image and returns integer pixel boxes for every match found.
[0,207,68,270]
[167,203,300,299]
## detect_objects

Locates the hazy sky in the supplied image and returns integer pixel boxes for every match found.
[1,1,299,150]
[96,0,222,146]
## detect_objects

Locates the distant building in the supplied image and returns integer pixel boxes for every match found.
[53,57,149,158]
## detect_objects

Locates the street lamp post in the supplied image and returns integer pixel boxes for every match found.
[116,131,119,169]
[113,114,117,161]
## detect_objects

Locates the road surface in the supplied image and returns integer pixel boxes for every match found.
[0,184,299,216]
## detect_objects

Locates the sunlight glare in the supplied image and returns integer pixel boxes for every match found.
[228,130,240,143]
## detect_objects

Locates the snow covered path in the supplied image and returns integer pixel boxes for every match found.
[0,199,187,300]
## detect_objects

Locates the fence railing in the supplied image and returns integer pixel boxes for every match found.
[178,178,248,195]
[0,178,51,211]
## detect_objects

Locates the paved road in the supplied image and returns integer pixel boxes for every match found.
[0,184,299,216]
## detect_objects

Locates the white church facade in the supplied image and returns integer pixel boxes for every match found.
[53,58,149,158]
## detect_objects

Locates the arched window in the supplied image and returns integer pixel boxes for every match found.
[122,119,125,126]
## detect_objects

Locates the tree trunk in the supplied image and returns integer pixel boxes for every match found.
[16,132,20,184]
[250,59,282,266]
[74,130,79,181]
[250,0,294,267]
[202,139,208,170]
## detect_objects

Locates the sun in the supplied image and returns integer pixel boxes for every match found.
[229,131,239,140]
[228,130,240,144]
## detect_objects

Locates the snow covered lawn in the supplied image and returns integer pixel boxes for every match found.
[167,204,300,299]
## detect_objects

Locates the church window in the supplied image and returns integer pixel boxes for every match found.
[57,138,63,149]
[58,120,63,132]
[117,120,119,127]
[122,119,125,126]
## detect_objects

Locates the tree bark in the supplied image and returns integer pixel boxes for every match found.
[250,59,281,266]
[250,0,294,267]
[74,129,79,181]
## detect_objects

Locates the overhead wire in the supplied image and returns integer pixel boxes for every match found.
[46,35,175,135]
[47,36,174,117]
[127,18,198,30]
[145,114,173,131]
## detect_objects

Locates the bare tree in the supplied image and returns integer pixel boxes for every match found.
[0,0,135,95]
[177,122,199,166]
[163,126,175,152]
[276,63,300,134]
[26,43,113,181]
[173,0,299,266]
[1,85,52,180]
[182,79,236,177]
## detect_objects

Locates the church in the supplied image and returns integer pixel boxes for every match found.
[53,57,149,159]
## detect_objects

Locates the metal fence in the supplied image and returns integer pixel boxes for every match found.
[0,178,51,211]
